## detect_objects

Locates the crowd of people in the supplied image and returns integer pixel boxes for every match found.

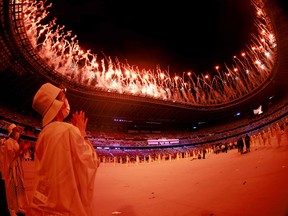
[0,82,287,216]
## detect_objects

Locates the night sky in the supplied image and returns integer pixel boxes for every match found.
[48,0,271,76]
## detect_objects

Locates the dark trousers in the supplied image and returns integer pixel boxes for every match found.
[0,173,10,216]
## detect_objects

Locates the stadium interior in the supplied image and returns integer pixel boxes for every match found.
[0,0,287,155]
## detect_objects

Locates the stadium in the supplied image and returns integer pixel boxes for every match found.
[0,0,288,215]
[0,0,287,150]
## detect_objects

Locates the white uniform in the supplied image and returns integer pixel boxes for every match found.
[28,121,99,216]
[3,137,28,215]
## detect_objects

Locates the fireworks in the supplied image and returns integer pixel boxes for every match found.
[22,0,276,106]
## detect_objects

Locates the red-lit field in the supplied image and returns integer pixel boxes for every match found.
[23,137,288,216]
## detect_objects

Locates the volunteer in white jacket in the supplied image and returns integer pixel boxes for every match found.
[27,83,99,216]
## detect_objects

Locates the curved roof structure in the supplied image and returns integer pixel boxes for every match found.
[0,0,287,131]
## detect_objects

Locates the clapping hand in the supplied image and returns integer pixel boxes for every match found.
[71,111,88,136]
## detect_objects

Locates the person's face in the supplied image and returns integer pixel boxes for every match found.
[12,128,21,140]
[58,88,70,120]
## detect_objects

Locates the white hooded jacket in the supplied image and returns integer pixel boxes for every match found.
[28,121,99,216]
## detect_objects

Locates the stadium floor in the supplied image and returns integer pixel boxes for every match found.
[23,136,288,216]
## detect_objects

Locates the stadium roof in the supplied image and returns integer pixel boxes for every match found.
[0,0,287,131]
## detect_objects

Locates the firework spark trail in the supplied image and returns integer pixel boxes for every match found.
[22,0,276,106]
